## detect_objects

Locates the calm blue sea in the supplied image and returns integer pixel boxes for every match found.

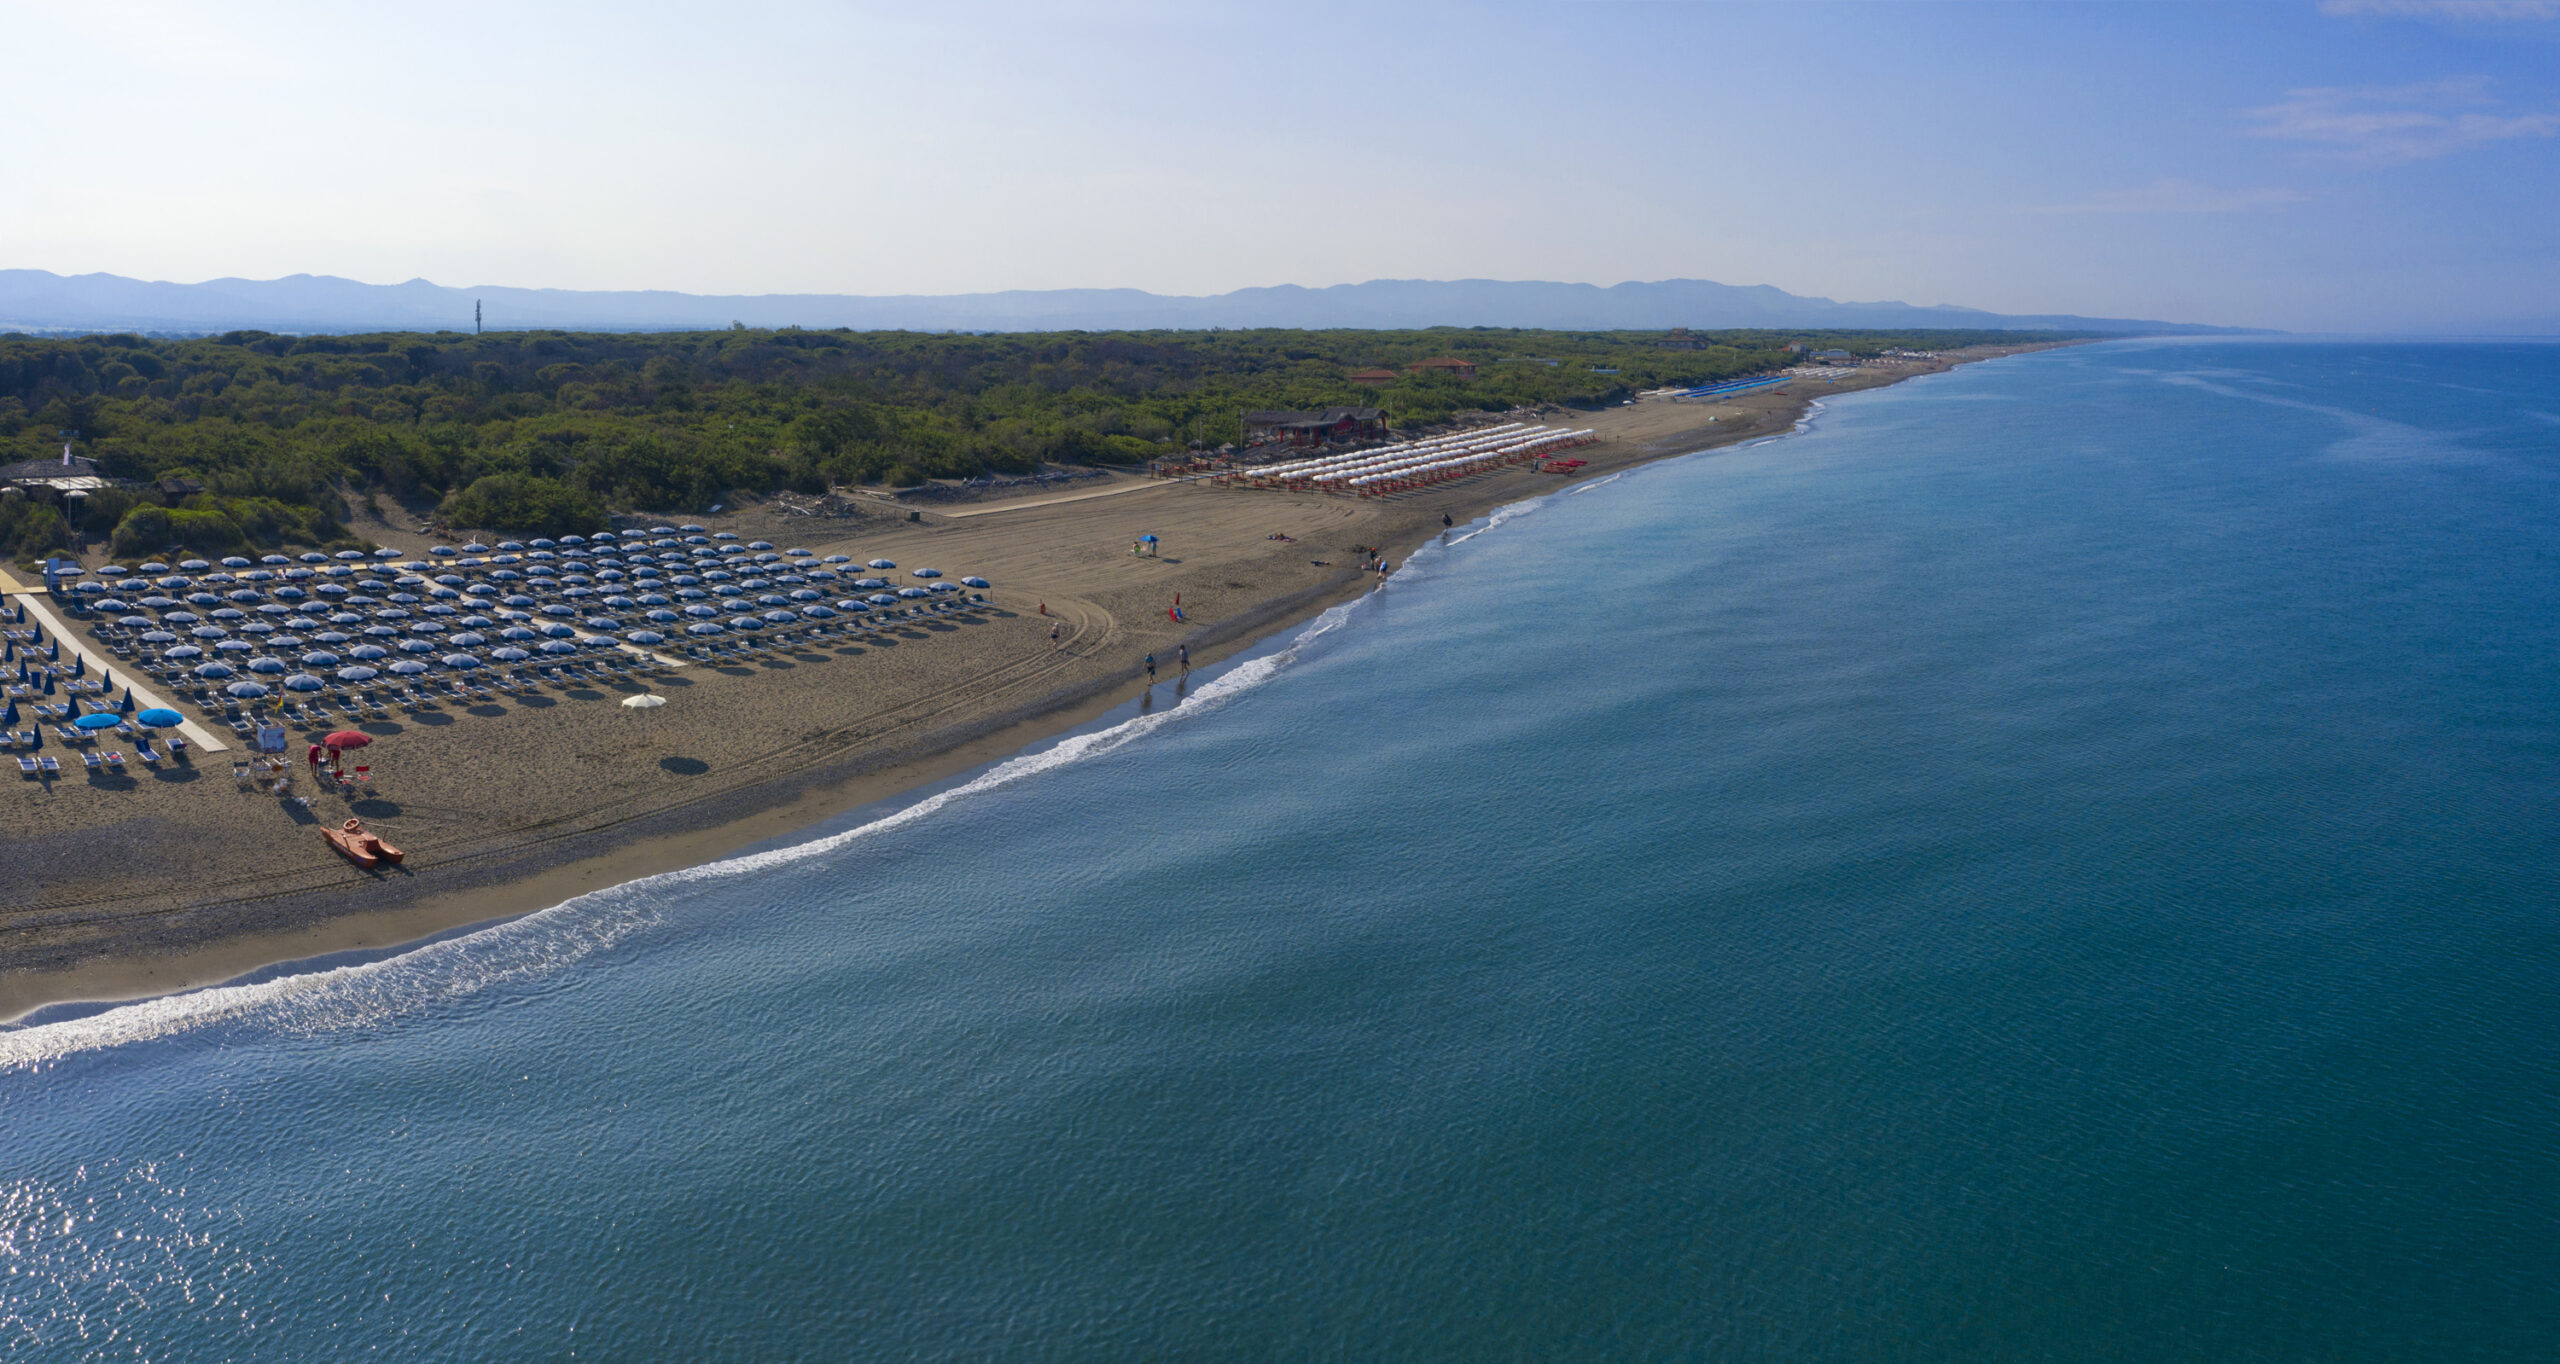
[6,340,2557,1360]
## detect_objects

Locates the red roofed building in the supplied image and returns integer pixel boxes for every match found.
[1348,368,1400,386]
[1407,356,1477,380]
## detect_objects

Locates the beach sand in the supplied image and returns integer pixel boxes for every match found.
[0,347,2056,1019]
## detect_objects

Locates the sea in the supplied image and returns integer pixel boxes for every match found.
[5,339,2556,1360]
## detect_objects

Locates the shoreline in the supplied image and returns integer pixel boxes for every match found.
[0,344,2068,1022]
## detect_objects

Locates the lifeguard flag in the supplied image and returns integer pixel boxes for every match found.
[1167,607,1185,623]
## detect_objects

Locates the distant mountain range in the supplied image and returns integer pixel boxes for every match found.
[0,270,2248,336]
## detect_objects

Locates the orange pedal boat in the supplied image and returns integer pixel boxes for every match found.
[322,817,404,870]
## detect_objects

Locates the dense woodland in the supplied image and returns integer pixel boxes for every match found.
[0,325,2078,557]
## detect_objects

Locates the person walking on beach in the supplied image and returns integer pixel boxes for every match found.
[1144,653,1156,684]
[1178,643,1189,678]
[1050,622,1061,648]
[1442,512,1453,528]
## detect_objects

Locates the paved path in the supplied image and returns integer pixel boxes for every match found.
[0,569,232,753]
[931,477,1193,519]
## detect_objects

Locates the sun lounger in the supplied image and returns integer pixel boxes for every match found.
[168,735,187,756]
[82,751,101,772]
[15,756,34,776]
[38,755,59,775]
[105,751,125,772]
[137,743,159,768]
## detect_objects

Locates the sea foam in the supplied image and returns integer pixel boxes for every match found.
[1,599,1366,1069]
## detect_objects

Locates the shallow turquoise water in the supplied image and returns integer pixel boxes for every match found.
[6,340,2557,1359]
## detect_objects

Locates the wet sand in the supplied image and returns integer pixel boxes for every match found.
[0,346,2061,1020]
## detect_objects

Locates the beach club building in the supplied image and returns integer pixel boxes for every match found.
[0,453,124,524]
[1242,406,1388,447]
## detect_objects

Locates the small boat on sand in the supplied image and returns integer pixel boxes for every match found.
[322,817,404,870]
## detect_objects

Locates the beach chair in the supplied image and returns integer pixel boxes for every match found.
[168,734,188,757]
[137,742,159,768]
[81,751,101,772]
[15,755,34,777]
[105,751,125,772]
[232,759,252,789]
[38,755,59,776]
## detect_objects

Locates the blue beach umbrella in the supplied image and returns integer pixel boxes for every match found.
[336,665,380,682]
[282,674,326,692]
[74,712,121,731]
[193,662,235,679]
[388,660,429,675]
[685,622,725,637]
[225,680,270,699]
[349,644,389,661]
[491,646,532,662]
[540,640,581,655]
[136,708,184,728]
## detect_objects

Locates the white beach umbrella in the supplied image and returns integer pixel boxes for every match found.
[622,691,667,740]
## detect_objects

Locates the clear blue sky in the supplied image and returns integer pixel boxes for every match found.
[5,1,2554,332]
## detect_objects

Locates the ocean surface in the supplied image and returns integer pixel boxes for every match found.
[6,340,2557,1360]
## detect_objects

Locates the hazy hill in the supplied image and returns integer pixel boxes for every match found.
[0,270,2243,336]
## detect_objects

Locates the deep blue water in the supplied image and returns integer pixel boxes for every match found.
[7,340,2558,1360]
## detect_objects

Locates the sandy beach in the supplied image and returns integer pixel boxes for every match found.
[0,347,2056,1019]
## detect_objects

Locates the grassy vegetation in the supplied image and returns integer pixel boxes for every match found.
[0,325,2083,546]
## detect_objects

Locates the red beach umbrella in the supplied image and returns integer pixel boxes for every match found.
[323,730,373,751]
